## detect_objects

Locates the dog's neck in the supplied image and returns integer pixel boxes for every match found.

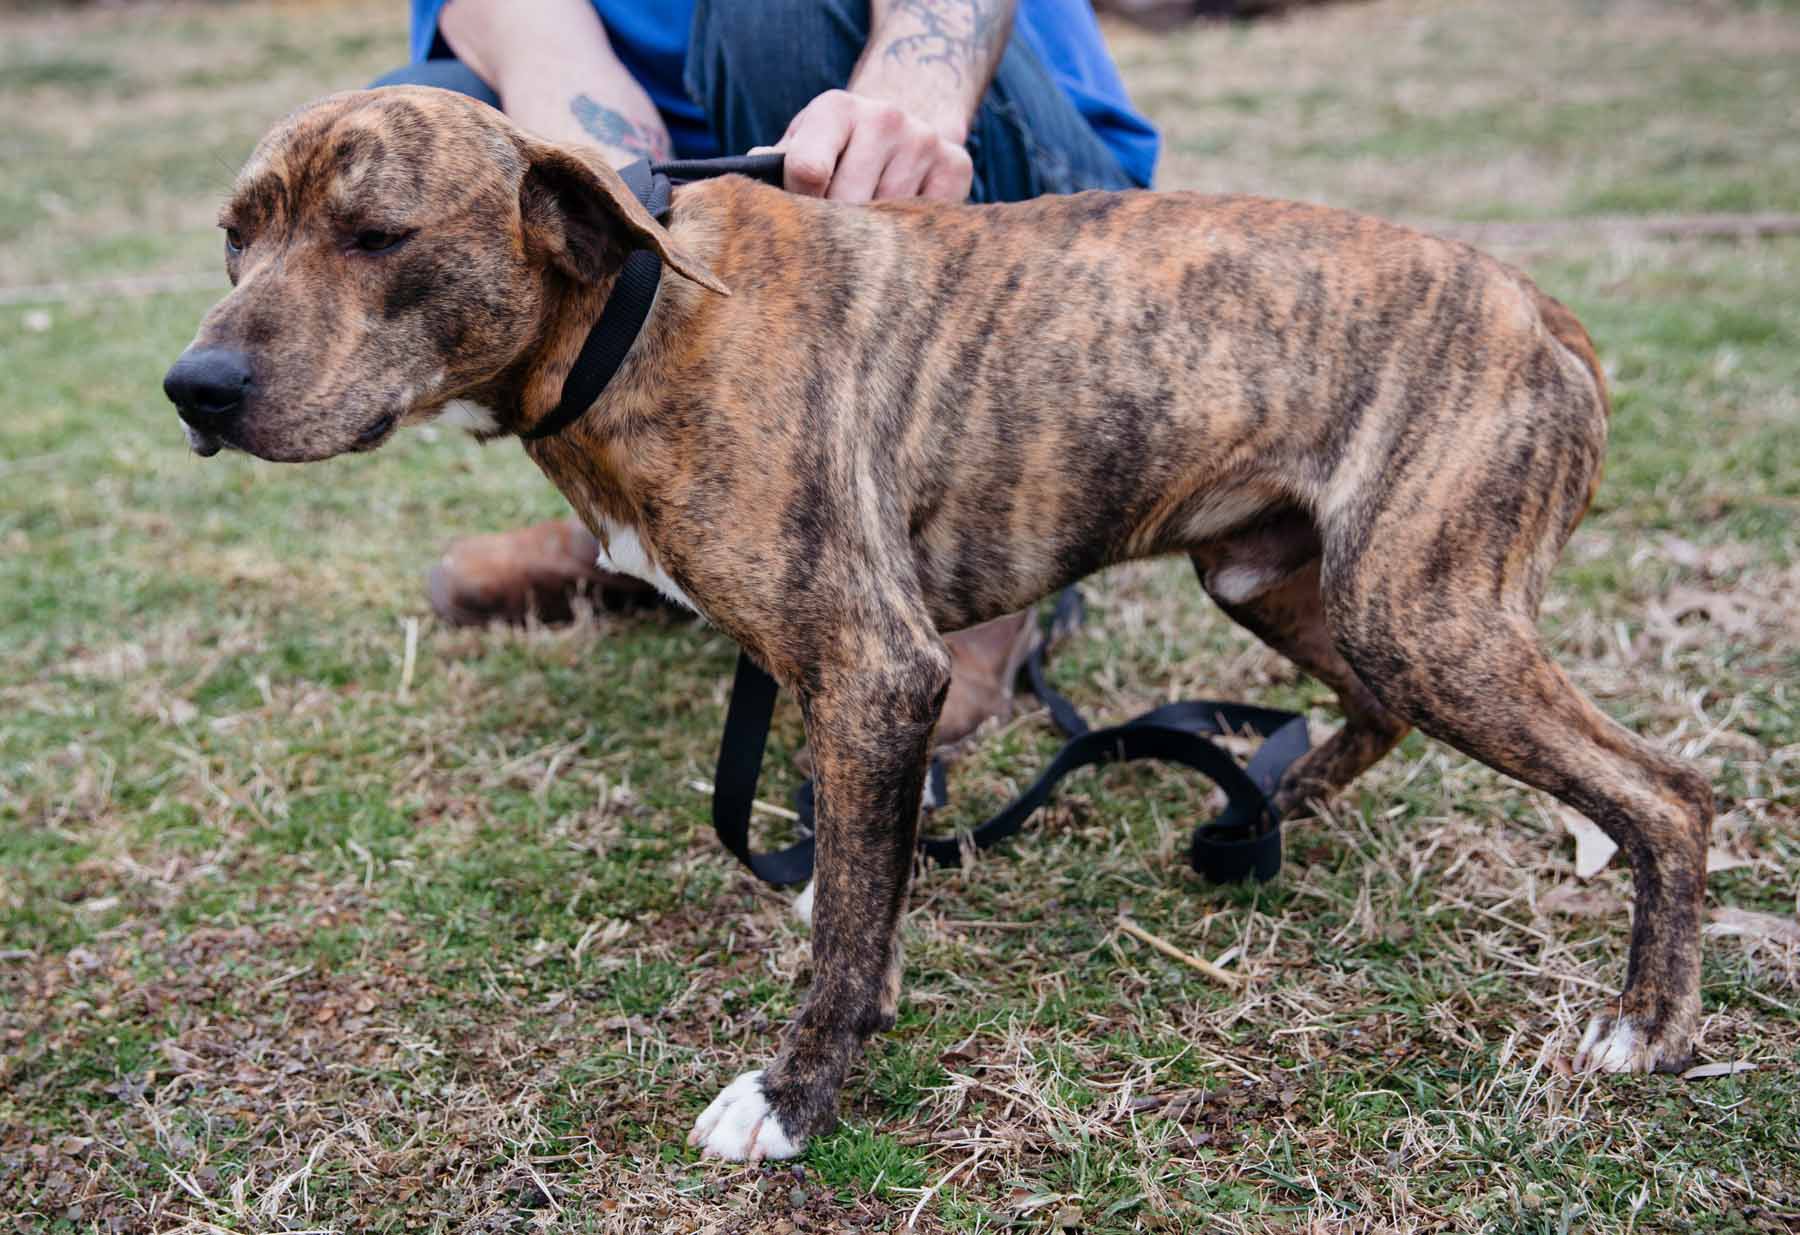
[516,273,621,437]
[435,273,607,442]
[507,228,717,526]
[484,182,737,542]
[513,204,723,442]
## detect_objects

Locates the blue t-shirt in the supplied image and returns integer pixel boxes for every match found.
[408,1,1159,187]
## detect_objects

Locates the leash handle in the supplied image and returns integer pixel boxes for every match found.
[653,152,785,187]
[711,588,1309,888]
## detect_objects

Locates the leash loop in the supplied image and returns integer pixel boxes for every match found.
[711,586,1309,888]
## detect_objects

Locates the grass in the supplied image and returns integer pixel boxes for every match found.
[1,0,1797,1231]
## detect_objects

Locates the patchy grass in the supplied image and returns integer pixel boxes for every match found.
[1,0,1797,1232]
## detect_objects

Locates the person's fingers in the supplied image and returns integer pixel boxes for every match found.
[778,89,976,203]
[828,109,900,205]
[778,105,809,148]
[919,144,975,202]
[872,131,938,201]
[826,104,906,202]
[781,95,854,197]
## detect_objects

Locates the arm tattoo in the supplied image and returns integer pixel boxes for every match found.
[570,93,672,161]
[881,0,1009,85]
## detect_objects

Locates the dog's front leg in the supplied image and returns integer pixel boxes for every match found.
[690,636,951,1161]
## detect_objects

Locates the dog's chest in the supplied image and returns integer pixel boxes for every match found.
[596,518,698,613]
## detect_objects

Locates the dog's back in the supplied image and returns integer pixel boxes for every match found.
[647,179,1610,633]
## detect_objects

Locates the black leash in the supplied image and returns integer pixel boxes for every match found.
[523,153,785,443]
[712,588,1311,887]
[527,152,1312,887]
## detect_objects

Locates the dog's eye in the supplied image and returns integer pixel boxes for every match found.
[223,227,244,254]
[353,230,407,254]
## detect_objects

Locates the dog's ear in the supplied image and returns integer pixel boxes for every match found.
[519,140,729,296]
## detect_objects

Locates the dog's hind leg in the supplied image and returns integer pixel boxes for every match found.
[689,625,950,1160]
[1195,544,1411,818]
[1331,591,1712,1071]
[1319,389,1712,1073]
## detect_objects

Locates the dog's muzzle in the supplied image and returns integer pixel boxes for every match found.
[164,347,253,456]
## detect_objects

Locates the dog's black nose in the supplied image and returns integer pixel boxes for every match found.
[164,348,253,422]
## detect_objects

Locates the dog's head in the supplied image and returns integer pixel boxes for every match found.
[163,86,725,462]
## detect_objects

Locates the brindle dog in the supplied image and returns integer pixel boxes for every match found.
[164,87,1714,1161]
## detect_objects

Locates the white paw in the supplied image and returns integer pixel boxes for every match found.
[793,880,815,927]
[1576,1014,1646,1073]
[688,1070,804,1162]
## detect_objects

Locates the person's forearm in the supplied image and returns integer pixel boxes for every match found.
[438,0,670,166]
[852,0,1016,143]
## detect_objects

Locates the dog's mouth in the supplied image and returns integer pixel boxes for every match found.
[182,422,226,458]
[176,408,400,461]
[353,412,397,450]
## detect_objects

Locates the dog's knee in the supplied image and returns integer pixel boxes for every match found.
[1664,761,1716,841]
[905,644,954,726]
[822,641,950,742]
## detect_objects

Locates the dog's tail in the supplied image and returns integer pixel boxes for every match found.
[1533,287,1612,421]
[1527,283,1613,547]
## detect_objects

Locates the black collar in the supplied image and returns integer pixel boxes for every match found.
[520,153,784,443]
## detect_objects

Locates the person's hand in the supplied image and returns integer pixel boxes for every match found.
[767,89,974,204]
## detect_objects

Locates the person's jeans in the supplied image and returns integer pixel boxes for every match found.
[374,0,1134,204]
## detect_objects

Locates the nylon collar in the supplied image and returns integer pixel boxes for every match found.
[520,153,784,443]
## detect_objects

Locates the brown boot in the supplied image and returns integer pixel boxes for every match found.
[427,516,663,626]
[936,609,1040,749]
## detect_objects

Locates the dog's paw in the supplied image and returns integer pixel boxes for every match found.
[793,880,815,928]
[688,1070,804,1162]
[1574,1012,1691,1074]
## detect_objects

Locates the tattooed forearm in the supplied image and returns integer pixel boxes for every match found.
[570,93,672,161]
[879,0,1012,86]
